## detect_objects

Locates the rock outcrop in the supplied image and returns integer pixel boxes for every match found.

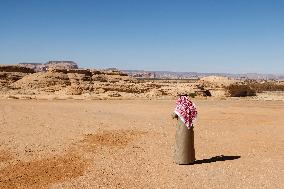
[0,65,35,73]
[0,64,221,99]
[200,76,236,88]
[0,65,35,89]
[4,67,155,97]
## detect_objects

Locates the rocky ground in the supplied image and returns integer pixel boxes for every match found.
[0,99,283,188]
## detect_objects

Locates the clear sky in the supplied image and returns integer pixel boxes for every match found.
[0,0,283,74]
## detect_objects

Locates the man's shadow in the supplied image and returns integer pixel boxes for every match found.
[192,155,241,165]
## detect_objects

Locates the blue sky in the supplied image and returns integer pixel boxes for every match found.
[0,0,283,74]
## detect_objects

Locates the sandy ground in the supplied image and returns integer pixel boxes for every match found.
[0,99,283,189]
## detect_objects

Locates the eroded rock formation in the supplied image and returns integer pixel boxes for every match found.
[0,64,219,99]
[0,65,35,89]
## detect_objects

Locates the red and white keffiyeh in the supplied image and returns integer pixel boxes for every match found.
[174,96,197,129]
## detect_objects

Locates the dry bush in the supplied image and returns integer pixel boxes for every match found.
[226,84,256,97]
[188,93,196,98]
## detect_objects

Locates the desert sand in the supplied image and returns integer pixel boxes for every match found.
[0,99,283,188]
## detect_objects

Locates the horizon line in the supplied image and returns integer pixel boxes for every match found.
[1,62,283,75]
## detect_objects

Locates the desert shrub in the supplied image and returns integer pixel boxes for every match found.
[226,84,256,97]
[188,93,197,98]
[204,90,212,97]
[196,85,205,90]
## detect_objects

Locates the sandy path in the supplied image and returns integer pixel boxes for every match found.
[0,99,283,188]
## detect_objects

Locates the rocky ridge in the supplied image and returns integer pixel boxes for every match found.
[0,65,228,99]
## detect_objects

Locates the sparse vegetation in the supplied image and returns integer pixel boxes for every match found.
[188,93,197,98]
[204,90,212,97]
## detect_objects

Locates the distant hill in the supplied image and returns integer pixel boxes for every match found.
[122,70,284,81]
[18,61,78,72]
[15,62,284,80]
